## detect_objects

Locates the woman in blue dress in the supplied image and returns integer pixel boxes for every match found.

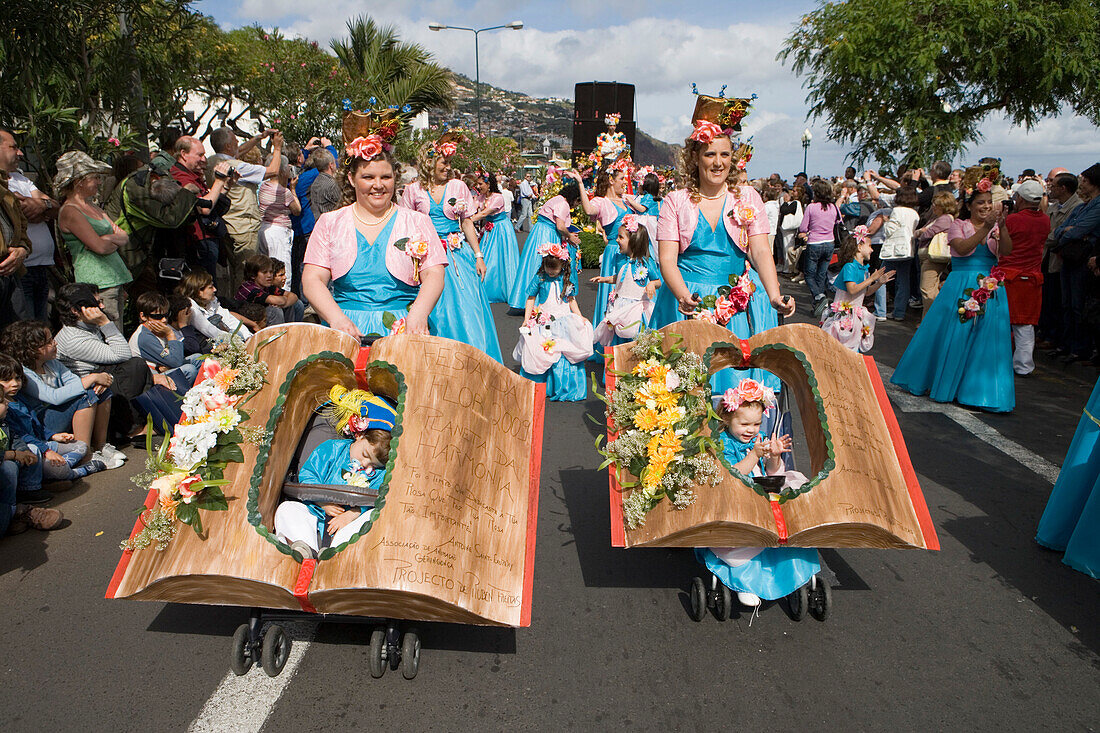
[302,116,447,340]
[400,135,503,362]
[651,94,794,395]
[507,183,582,311]
[1036,376,1100,578]
[580,167,648,343]
[469,174,519,304]
[890,179,1014,412]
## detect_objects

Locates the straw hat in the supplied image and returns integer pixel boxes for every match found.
[52,151,112,193]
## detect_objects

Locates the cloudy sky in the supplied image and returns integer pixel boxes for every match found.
[196,0,1098,178]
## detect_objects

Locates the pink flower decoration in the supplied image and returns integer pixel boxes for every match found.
[853,224,870,243]
[345,134,384,161]
[689,120,724,144]
[537,241,569,261]
[976,178,993,193]
[623,214,639,233]
[390,318,407,335]
[107,137,120,147]
[437,142,458,158]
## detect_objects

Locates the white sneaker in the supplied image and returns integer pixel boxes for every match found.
[99,443,128,462]
[91,451,126,470]
[737,592,762,607]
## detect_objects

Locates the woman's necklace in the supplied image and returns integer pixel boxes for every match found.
[353,203,393,227]
[697,189,727,200]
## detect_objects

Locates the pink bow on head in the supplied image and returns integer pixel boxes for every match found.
[623,214,639,233]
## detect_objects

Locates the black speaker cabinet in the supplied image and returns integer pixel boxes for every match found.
[573,81,636,160]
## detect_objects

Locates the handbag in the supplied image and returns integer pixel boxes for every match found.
[158,257,188,281]
[927,231,951,263]
[831,204,846,245]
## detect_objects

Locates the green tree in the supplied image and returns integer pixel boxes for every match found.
[331,16,456,116]
[778,0,1100,167]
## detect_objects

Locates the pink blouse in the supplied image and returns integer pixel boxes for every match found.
[480,192,505,216]
[656,187,769,253]
[537,196,571,224]
[304,205,448,284]
[947,218,1000,258]
[399,179,475,222]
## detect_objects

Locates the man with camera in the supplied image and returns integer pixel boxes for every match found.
[170,136,234,280]
[206,127,283,292]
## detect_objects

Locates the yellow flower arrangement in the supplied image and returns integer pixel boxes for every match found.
[634,408,660,431]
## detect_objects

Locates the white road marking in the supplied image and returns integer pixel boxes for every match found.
[877,364,1060,484]
[188,620,317,733]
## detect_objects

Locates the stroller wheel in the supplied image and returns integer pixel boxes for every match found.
[713,582,732,622]
[689,577,707,622]
[787,584,808,621]
[809,578,832,622]
[368,628,386,678]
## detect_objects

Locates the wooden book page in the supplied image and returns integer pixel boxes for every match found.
[108,326,544,628]
[609,321,938,550]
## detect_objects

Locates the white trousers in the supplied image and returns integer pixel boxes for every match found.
[259,223,294,290]
[1012,324,1035,375]
[273,500,373,553]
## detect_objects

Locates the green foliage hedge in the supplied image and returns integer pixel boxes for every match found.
[579,231,606,269]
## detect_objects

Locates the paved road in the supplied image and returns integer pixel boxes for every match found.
[2,239,1098,732]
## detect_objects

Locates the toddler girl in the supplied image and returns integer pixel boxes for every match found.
[698,378,821,609]
[591,215,662,346]
[175,270,252,342]
[820,228,893,352]
[513,242,594,401]
[274,386,396,559]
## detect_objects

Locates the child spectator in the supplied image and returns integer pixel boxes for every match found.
[880,185,921,321]
[271,259,304,323]
[169,294,210,360]
[176,270,252,342]
[128,291,198,391]
[0,320,121,469]
[235,302,267,333]
[0,390,63,534]
[0,354,109,486]
[236,253,300,326]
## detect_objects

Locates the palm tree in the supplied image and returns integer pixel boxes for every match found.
[331,16,455,116]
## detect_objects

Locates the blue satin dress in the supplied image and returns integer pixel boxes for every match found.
[637,193,661,215]
[331,215,420,336]
[890,239,1014,412]
[1035,377,1100,578]
[696,431,820,600]
[508,213,580,311]
[519,274,587,401]
[297,438,379,536]
[592,201,629,344]
[649,204,780,394]
[427,193,503,362]
[480,210,520,304]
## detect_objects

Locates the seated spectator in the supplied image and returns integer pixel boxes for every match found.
[169,293,209,360]
[0,392,63,535]
[176,270,252,342]
[0,320,119,468]
[55,282,181,444]
[272,260,304,322]
[0,353,108,490]
[235,302,267,333]
[128,291,199,392]
[236,253,300,326]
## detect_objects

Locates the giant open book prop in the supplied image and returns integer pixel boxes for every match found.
[108,325,544,627]
[607,321,938,551]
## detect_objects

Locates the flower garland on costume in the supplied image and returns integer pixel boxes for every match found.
[957,267,1006,322]
[596,330,722,529]
[122,335,272,551]
[536,240,570,261]
[691,262,756,325]
[445,231,464,250]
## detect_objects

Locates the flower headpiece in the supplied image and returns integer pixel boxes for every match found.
[536,241,569,261]
[323,384,397,437]
[428,131,465,160]
[690,84,756,139]
[720,378,777,414]
[342,109,403,160]
[962,164,997,195]
[633,164,655,182]
[622,214,639,233]
[604,113,621,127]
[734,139,754,171]
[607,157,634,176]
[852,224,870,244]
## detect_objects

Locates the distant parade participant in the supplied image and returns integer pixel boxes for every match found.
[469,172,519,304]
[400,131,502,362]
[507,179,583,311]
[302,110,447,340]
[651,88,793,393]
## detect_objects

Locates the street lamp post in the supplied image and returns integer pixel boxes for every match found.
[801,128,812,175]
[428,21,524,136]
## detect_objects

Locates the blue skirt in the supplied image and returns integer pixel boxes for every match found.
[430,244,503,363]
[507,217,579,310]
[649,269,781,394]
[480,217,519,304]
[1035,377,1100,578]
[697,547,821,601]
[521,358,587,401]
[890,261,1014,412]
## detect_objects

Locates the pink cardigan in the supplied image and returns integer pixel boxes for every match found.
[538,196,571,223]
[400,179,475,222]
[480,192,505,216]
[656,187,770,253]
[303,205,448,284]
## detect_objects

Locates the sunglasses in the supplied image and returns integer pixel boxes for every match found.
[144,312,169,320]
